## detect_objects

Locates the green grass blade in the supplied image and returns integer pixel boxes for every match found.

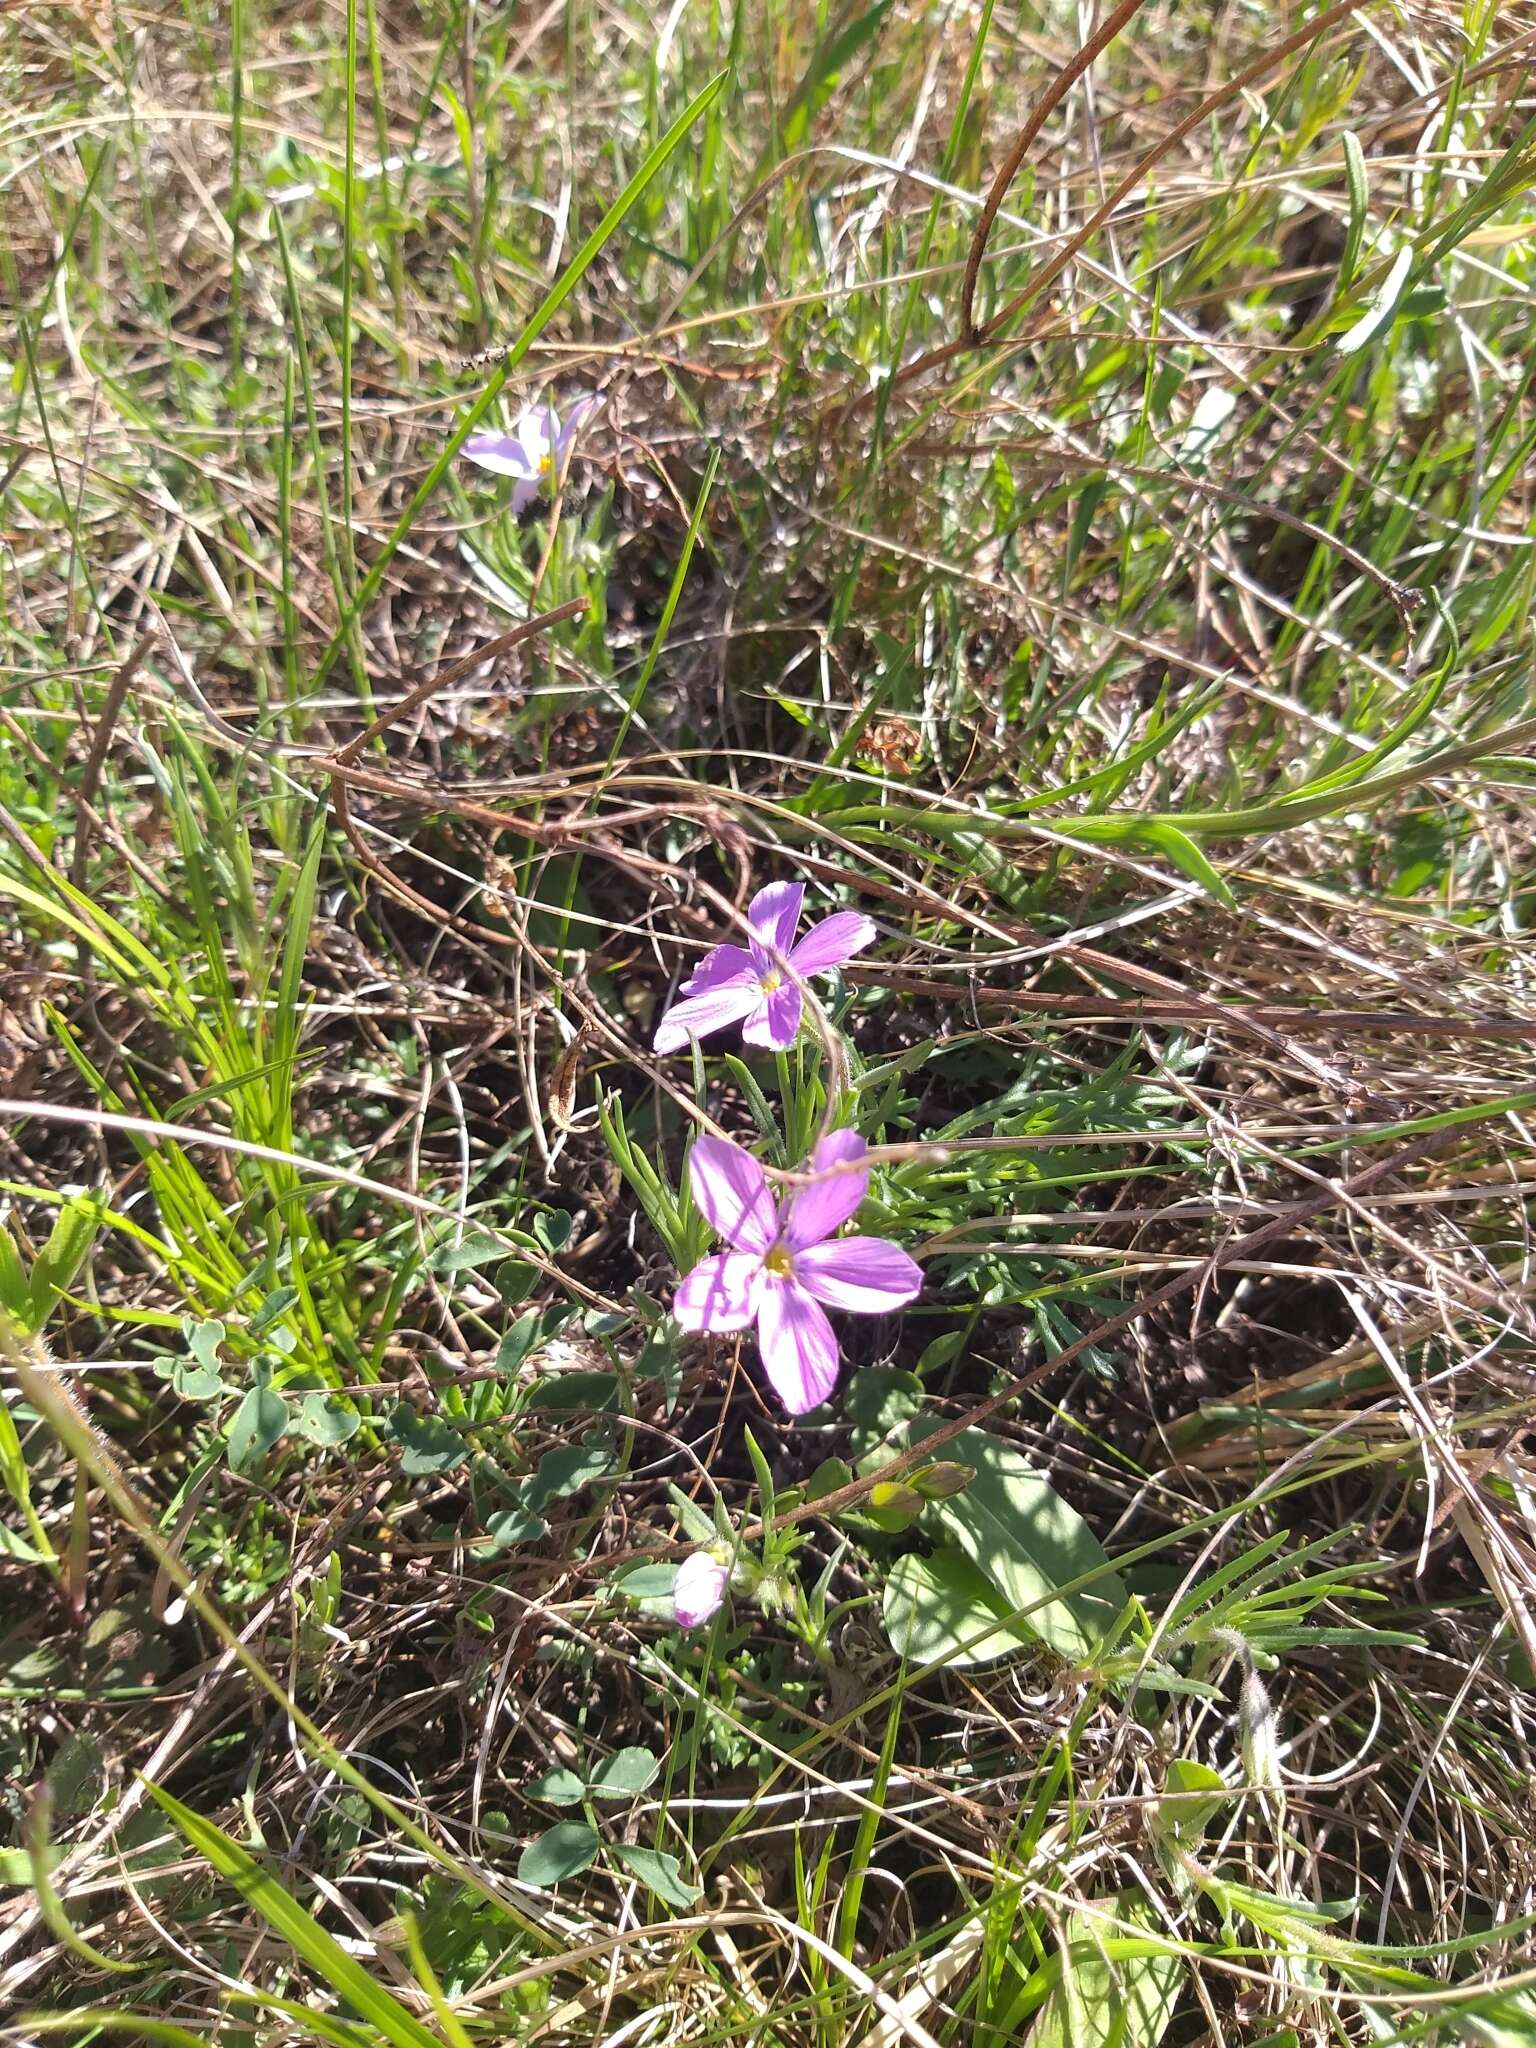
[144,1780,445,2048]
[311,69,729,692]
[18,2018,215,2047]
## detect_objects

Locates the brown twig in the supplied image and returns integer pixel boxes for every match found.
[853,0,1361,420]
[744,1127,1455,1544]
[847,970,1536,1045]
[958,0,1152,344]
[328,599,590,767]
[67,628,155,900]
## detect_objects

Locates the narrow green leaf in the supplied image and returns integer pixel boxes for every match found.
[272,822,326,1077]
[250,1286,300,1334]
[1339,130,1368,290]
[16,2015,217,2047]
[1135,822,1236,909]
[1337,243,1413,354]
[0,1227,29,1321]
[0,1385,55,1566]
[0,1522,51,1563]
[437,78,474,173]
[144,1780,444,2048]
[781,0,894,150]
[27,1192,106,1327]
[742,1425,776,1524]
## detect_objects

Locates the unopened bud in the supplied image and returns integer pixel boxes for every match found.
[915,1462,974,1501]
[1239,1665,1280,1791]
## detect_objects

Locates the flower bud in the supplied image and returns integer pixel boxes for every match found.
[673,1551,728,1629]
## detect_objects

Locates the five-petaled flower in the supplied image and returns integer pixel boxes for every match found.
[673,1551,728,1629]
[654,882,875,1055]
[673,1129,922,1415]
[462,393,597,515]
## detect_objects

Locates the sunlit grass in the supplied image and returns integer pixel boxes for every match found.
[2,0,1535,2039]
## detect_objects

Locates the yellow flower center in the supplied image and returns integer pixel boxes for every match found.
[762,1244,794,1278]
[538,452,553,477]
[760,970,783,994]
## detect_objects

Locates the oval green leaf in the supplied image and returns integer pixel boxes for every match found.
[1028,1896,1182,2048]
[226,1385,288,1473]
[611,1842,701,1909]
[589,1746,659,1799]
[518,1820,599,1889]
[525,1768,587,1808]
[389,1404,467,1477]
[883,1549,1034,1667]
[294,1394,360,1446]
[913,1425,1127,1660]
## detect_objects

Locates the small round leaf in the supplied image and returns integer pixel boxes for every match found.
[518,1821,599,1888]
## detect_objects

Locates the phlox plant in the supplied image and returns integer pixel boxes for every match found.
[654,881,876,1053]
[674,1131,921,1415]
[665,1439,860,1654]
[462,392,599,516]
[623,874,927,1627]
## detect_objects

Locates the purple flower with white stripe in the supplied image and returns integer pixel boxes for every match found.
[462,393,597,514]
[673,1130,922,1416]
[654,882,876,1055]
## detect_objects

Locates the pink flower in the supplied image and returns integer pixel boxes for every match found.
[653,882,876,1055]
[462,393,597,515]
[673,1551,728,1629]
[673,1130,922,1416]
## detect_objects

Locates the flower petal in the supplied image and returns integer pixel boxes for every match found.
[789,910,878,977]
[554,391,599,455]
[785,1129,870,1249]
[756,1276,840,1415]
[688,1134,777,1253]
[795,1236,923,1315]
[653,976,758,1053]
[673,1251,762,1331]
[742,984,801,1050]
[748,881,804,958]
[462,433,539,478]
[520,407,557,460]
[680,943,756,996]
[673,1552,728,1629]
